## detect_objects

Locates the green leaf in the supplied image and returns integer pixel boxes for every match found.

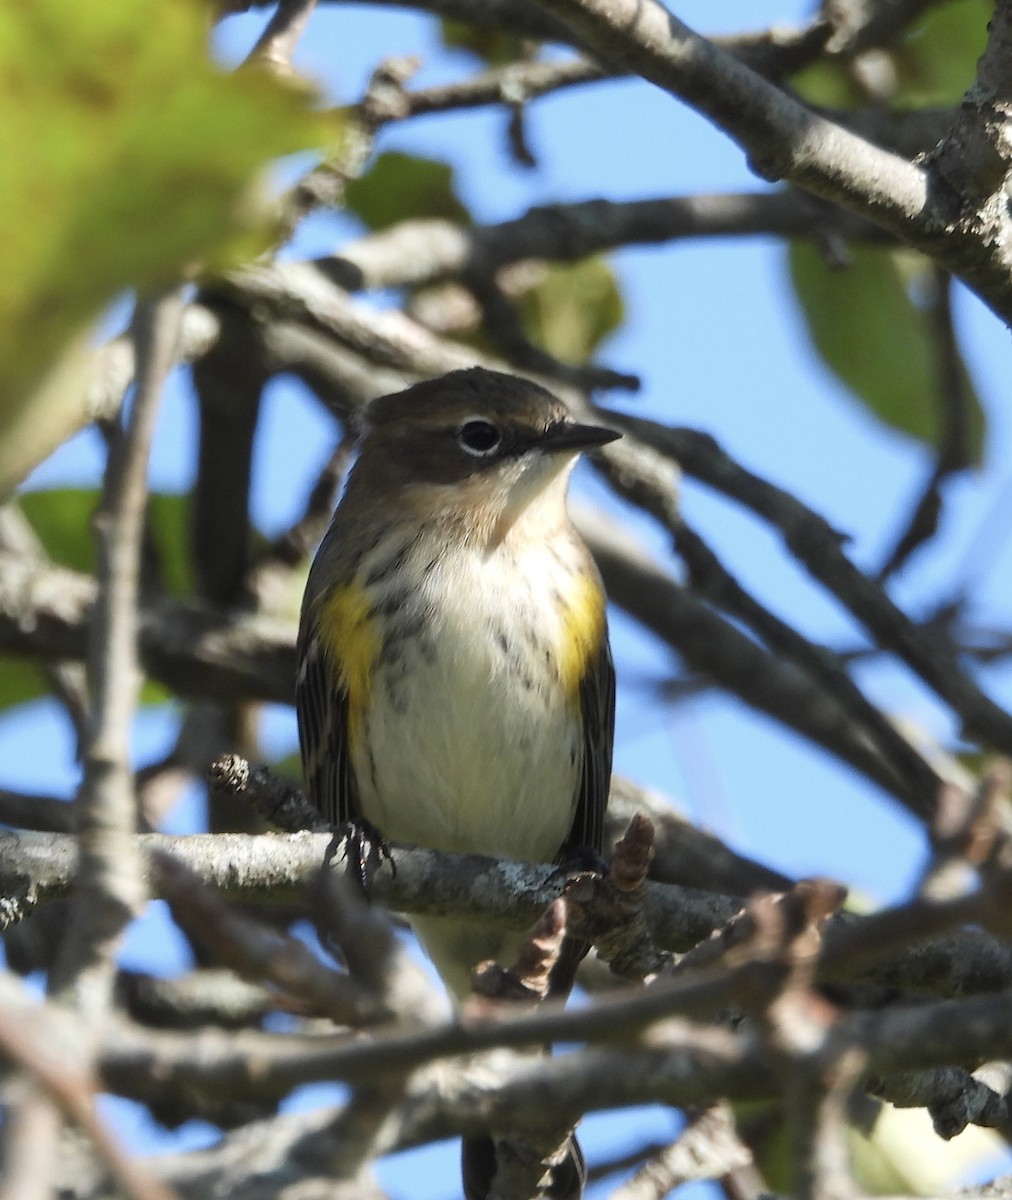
[148,493,194,599]
[344,152,471,232]
[18,488,99,576]
[2,483,90,713]
[788,244,985,463]
[0,656,168,713]
[20,488,195,598]
[440,18,533,66]
[790,60,864,110]
[893,0,991,107]
[0,0,336,427]
[271,752,303,783]
[16,488,186,708]
[0,658,49,712]
[516,257,624,364]
[792,0,989,111]
[139,680,173,706]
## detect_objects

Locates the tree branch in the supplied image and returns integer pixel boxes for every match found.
[328,191,886,295]
[600,411,1012,768]
[245,0,319,71]
[0,550,296,704]
[51,291,184,1009]
[8,826,1012,1000]
[528,0,928,222]
[527,0,1012,325]
[579,513,938,813]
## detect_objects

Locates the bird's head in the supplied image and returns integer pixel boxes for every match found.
[350,368,620,545]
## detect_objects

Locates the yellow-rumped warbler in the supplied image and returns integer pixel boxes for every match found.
[296,366,618,1200]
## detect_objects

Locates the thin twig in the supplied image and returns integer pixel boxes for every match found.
[50,289,184,1008]
[669,515,941,820]
[362,18,831,128]
[245,0,319,70]
[607,1105,753,1199]
[526,0,1012,327]
[375,56,614,124]
[91,966,1012,1123]
[0,976,178,1200]
[579,513,932,809]
[0,547,297,704]
[328,190,885,295]
[16,288,182,1200]
[528,0,928,223]
[600,411,1012,770]
[10,822,1012,998]
[879,270,974,581]
[466,270,639,392]
[0,1085,64,1200]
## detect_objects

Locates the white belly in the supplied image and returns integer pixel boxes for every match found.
[353,544,582,864]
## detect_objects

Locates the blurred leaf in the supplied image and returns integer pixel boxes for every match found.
[738,1098,999,1195]
[732,1101,789,1191]
[516,257,623,364]
[0,659,49,712]
[848,1121,917,1195]
[893,0,990,106]
[0,0,336,462]
[790,59,865,110]
[139,679,173,706]
[20,488,195,598]
[19,483,185,597]
[268,557,312,625]
[957,747,990,778]
[4,485,88,713]
[0,655,167,713]
[344,151,471,232]
[792,0,988,110]
[271,752,303,783]
[440,18,533,66]
[788,244,985,462]
[148,493,194,599]
[852,1103,1002,1193]
[18,488,99,576]
[17,488,186,708]
[0,335,97,503]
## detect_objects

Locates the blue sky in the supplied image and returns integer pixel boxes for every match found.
[10,1,1012,1193]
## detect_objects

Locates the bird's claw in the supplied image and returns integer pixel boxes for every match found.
[327,818,395,890]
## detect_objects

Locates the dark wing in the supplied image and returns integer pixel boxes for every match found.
[295,618,358,827]
[549,632,615,1000]
[567,634,615,855]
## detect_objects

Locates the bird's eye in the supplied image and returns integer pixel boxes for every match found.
[457,419,502,457]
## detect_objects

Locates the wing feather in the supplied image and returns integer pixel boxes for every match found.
[548,633,614,999]
[568,634,615,855]
[295,623,358,827]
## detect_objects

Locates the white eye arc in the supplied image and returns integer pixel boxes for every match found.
[457,418,502,457]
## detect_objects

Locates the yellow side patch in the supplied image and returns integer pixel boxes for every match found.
[558,570,606,701]
[318,581,379,746]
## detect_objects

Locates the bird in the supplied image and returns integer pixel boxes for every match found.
[296,366,618,1199]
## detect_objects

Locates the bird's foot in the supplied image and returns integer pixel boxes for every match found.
[327,818,394,890]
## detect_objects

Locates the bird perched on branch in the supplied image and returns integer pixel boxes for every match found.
[296,366,617,1200]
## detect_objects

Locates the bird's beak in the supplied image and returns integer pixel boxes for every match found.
[540,421,621,454]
